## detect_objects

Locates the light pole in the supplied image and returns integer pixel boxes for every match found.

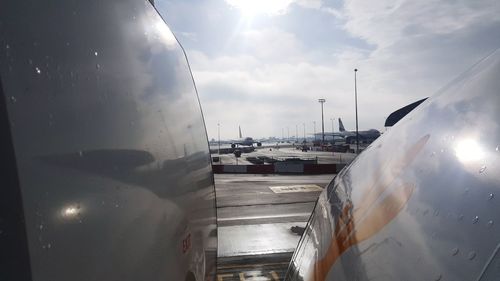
[303,123,306,142]
[287,127,290,141]
[313,121,316,141]
[354,69,359,154]
[295,124,298,143]
[217,122,221,155]
[282,128,284,141]
[318,99,326,146]
[330,118,334,144]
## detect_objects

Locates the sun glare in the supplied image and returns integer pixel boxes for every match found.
[226,0,293,18]
[455,138,484,163]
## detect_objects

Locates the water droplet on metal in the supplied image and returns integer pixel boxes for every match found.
[451,247,459,256]
[78,150,83,157]
[430,152,436,157]
[473,216,480,224]
[10,96,16,103]
[479,165,487,174]
[95,63,100,69]
[35,67,41,74]
[434,274,442,281]
[496,146,499,152]
[487,220,494,228]
[94,51,98,56]
[464,188,469,194]
[6,44,10,49]
[115,204,119,208]
[39,224,43,230]
[458,214,464,221]
[468,251,476,260]
[47,243,51,249]
[489,193,494,200]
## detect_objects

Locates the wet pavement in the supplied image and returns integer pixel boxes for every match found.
[215,174,334,280]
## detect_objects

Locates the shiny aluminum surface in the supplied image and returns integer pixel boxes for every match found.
[287,50,500,281]
[0,1,216,280]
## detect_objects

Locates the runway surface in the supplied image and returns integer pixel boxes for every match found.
[215,174,335,280]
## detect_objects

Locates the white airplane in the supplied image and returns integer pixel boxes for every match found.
[230,126,262,148]
[337,118,381,144]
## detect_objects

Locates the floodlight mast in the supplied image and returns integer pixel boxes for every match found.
[354,69,359,154]
[318,98,326,145]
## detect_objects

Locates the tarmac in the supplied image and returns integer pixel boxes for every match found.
[215,174,335,280]
[213,146,357,165]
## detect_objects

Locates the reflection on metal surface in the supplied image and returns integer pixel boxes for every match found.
[151,21,178,50]
[455,138,484,162]
[61,205,80,219]
[287,50,500,281]
[310,135,429,281]
[477,244,500,281]
[0,0,216,280]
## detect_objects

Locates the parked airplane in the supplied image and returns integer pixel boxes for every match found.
[230,126,262,148]
[0,1,216,281]
[338,118,381,144]
[286,50,500,281]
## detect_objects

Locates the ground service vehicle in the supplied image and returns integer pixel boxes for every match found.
[0,1,217,281]
[287,50,500,281]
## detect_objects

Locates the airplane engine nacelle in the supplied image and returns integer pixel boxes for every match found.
[286,50,500,281]
[231,143,236,148]
[257,142,262,147]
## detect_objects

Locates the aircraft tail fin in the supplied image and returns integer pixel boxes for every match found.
[339,118,346,132]
[239,126,242,138]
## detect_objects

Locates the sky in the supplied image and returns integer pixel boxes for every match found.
[154,0,500,140]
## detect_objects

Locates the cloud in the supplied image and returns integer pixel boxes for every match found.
[157,0,500,139]
[188,47,373,139]
[343,0,500,47]
[340,0,500,99]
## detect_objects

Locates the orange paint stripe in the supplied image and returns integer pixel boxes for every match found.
[309,135,429,281]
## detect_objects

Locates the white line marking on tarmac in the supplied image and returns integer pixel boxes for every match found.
[269,185,323,193]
